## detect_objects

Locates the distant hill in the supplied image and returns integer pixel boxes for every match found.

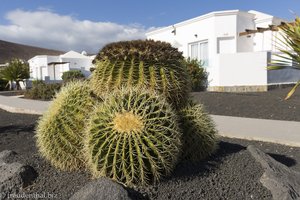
[0,40,64,63]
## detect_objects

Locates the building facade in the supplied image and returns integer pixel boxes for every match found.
[28,51,95,82]
[146,10,300,92]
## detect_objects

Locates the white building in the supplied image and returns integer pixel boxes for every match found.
[146,10,300,92]
[28,51,95,82]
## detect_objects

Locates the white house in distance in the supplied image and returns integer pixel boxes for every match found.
[28,50,95,82]
[146,10,300,92]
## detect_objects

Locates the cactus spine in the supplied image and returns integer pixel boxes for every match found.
[36,81,94,171]
[179,102,218,161]
[85,87,181,186]
[91,40,190,109]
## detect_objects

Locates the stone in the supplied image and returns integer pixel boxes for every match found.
[0,150,17,164]
[69,178,131,200]
[247,145,300,200]
[0,150,37,200]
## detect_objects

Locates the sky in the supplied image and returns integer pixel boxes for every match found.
[0,0,299,53]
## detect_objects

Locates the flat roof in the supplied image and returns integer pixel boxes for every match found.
[146,10,253,36]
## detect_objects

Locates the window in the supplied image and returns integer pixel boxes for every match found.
[190,43,198,60]
[188,40,209,67]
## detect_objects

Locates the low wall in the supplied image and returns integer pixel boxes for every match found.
[268,69,300,84]
[208,83,296,93]
[207,51,299,92]
[216,51,268,87]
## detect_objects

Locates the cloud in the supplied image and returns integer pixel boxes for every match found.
[0,9,155,53]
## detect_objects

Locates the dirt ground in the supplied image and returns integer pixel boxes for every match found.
[192,86,300,121]
[1,109,299,199]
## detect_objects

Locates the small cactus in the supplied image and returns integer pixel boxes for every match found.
[36,81,95,171]
[85,87,181,186]
[179,102,218,161]
[91,40,190,109]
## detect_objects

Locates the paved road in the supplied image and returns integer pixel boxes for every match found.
[1,95,300,147]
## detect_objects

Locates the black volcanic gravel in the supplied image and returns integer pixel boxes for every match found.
[1,109,300,199]
[130,137,300,200]
[0,110,90,199]
[192,86,300,121]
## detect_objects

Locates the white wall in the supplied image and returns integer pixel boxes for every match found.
[252,17,285,52]
[147,10,292,88]
[29,56,60,80]
[47,64,67,81]
[29,53,93,81]
[61,57,92,77]
[147,14,217,86]
[236,14,255,52]
[29,56,47,80]
[217,52,268,86]
[147,11,258,87]
[46,56,61,80]
[253,18,273,51]
[146,16,215,58]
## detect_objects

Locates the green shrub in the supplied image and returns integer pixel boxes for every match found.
[179,102,218,161]
[91,40,190,109]
[32,80,44,87]
[0,59,29,90]
[0,79,8,91]
[36,81,95,171]
[24,81,61,100]
[85,87,181,186]
[62,70,85,82]
[184,58,208,92]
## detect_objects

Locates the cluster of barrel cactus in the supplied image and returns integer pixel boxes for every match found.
[36,39,218,187]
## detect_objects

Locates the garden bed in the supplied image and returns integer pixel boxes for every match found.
[192,86,300,121]
[1,109,299,199]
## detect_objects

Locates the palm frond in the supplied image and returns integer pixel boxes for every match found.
[269,17,300,99]
[285,80,300,100]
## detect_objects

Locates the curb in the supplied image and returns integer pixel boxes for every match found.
[0,103,44,115]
